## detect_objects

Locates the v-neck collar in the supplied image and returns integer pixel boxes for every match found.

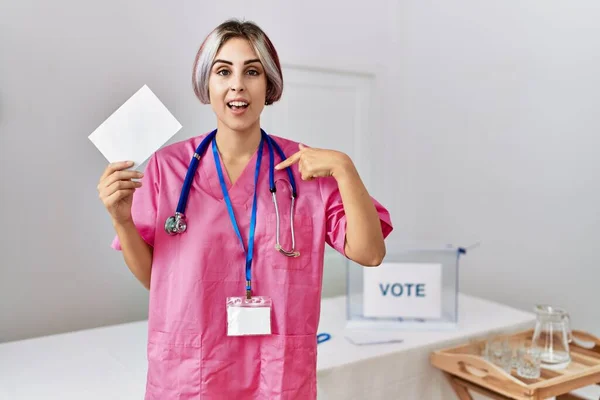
[201,139,267,205]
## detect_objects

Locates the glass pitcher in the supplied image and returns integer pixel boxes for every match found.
[531,304,572,370]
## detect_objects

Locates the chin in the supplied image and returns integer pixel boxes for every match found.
[224,118,259,133]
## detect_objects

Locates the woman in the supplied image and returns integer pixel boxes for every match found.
[97,19,393,400]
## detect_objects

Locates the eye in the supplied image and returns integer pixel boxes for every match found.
[247,69,260,76]
[216,69,230,76]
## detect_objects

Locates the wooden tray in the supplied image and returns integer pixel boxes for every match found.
[430,329,600,400]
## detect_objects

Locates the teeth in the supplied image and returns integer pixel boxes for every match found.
[228,101,248,107]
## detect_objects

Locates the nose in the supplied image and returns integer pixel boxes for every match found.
[230,73,245,92]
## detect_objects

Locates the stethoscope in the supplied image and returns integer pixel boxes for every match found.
[164,128,301,258]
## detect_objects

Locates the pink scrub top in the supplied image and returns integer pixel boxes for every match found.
[112,132,393,399]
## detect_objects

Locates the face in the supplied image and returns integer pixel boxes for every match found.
[208,37,267,134]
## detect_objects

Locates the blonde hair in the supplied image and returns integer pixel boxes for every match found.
[192,19,283,105]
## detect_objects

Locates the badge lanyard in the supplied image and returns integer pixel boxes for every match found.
[212,134,263,300]
[215,133,273,336]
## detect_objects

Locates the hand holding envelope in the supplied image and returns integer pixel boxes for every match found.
[90,85,182,225]
[97,161,144,225]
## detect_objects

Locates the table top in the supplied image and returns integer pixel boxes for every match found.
[0,293,536,399]
[317,293,536,371]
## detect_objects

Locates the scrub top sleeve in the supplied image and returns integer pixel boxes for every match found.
[318,176,393,257]
[111,153,160,250]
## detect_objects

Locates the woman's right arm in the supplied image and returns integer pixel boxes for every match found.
[112,220,153,290]
[98,161,153,290]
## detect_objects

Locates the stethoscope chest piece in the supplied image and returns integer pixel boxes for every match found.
[165,212,187,235]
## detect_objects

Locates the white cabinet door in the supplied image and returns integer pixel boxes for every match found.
[261,66,375,298]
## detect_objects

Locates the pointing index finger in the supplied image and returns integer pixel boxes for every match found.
[275,151,301,170]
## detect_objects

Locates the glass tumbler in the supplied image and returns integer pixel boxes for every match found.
[516,345,542,379]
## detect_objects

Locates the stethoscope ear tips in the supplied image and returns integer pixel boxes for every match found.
[165,213,187,235]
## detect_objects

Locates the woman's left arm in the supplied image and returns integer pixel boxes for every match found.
[276,144,386,266]
[331,157,386,266]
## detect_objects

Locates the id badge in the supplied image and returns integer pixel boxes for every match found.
[226,296,272,336]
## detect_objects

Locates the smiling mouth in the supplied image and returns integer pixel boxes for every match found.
[227,101,249,110]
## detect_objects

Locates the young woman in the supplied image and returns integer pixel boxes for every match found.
[97,19,393,400]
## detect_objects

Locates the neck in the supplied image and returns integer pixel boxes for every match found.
[215,122,262,161]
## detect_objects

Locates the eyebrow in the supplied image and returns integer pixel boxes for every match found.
[212,59,262,66]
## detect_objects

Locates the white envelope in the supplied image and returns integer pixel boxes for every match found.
[88,85,182,170]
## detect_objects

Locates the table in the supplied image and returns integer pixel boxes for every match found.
[316,293,536,399]
[0,293,538,399]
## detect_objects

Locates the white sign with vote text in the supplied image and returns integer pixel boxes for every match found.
[363,262,442,319]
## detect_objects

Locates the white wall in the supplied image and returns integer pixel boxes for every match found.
[1,0,599,342]
[397,1,600,336]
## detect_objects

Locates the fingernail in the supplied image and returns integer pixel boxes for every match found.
[127,161,134,166]
[138,172,144,177]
